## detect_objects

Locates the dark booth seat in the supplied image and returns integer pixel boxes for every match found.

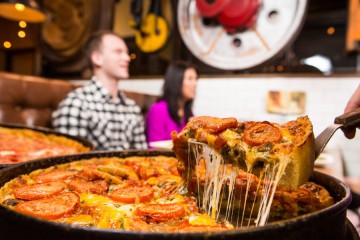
[0,71,158,128]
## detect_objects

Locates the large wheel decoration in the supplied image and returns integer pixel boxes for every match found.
[177,0,308,70]
[41,0,94,60]
[39,0,115,76]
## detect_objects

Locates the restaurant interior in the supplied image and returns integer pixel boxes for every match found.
[0,0,359,238]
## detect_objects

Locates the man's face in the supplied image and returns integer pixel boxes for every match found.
[97,34,130,79]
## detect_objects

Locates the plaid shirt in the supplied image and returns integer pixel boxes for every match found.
[52,79,147,150]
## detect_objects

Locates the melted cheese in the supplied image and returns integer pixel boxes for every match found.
[189,141,290,227]
[61,214,95,226]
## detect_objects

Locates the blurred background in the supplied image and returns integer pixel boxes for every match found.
[0,0,356,77]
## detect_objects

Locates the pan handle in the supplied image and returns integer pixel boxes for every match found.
[334,107,360,128]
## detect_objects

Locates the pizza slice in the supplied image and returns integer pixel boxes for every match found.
[171,116,315,190]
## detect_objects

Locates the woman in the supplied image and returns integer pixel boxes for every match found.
[146,61,198,144]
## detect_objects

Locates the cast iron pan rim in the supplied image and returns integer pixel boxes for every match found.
[0,150,352,237]
[0,122,94,168]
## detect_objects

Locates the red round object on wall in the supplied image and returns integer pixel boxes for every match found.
[195,0,231,17]
[217,0,260,28]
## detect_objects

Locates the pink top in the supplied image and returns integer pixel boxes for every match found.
[146,100,187,144]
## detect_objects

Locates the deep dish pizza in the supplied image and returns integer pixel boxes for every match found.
[0,155,333,232]
[0,126,91,164]
[171,116,315,190]
[0,156,233,232]
[171,116,319,226]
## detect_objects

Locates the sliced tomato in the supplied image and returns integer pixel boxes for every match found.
[136,203,185,222]
[13,181,67,200]
[35,170,78,183]
[243,122,282,146]
[15,192,80,220]
[109,184,154,203]
[68,179,108,194]
[188,116,238,133]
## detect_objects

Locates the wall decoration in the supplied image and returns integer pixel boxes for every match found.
[131,0,170,53]
[177,0,308,70]
[267,90,306,115]
[39,0,116,77]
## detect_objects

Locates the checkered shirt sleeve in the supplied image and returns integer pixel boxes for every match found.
[52,84,147,150]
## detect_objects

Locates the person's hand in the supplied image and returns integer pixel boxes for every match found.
[343,85,360,139]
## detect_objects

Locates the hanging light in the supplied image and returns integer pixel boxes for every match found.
[0,0,46,23]
[3,41,12,48]
[19,20,27,28]
[18,30,26,38]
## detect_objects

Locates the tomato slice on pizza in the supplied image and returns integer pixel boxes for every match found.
[110,184,154,203]
[15,192,80,220]
[68,179,109,194]
[13,181,67,200]
[243,122,282,146]
[35,170,79,183]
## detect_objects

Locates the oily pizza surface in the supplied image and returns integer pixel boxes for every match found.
[0,156,233,232]
[0,155,333,232]
[171,116,315,190]
[0,126,91,164]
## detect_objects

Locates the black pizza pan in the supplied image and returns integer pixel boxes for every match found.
[0,150,357,240]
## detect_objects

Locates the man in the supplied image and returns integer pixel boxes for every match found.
[52,31,147,150]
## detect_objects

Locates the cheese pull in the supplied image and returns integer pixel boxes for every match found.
[171,116,315,190]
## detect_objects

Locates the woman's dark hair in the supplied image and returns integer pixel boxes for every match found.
[161,61,198,125]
